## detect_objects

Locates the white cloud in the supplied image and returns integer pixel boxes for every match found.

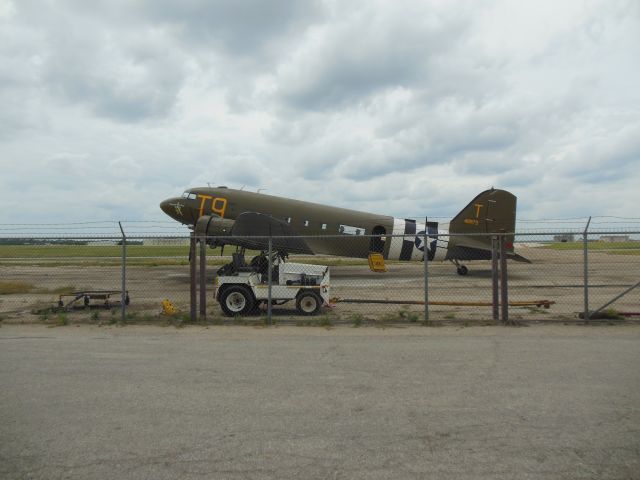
[0,0,639,228]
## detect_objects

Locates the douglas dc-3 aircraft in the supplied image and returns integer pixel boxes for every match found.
[160,186,529,275]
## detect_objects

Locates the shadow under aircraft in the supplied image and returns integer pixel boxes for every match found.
[160,186,529,275]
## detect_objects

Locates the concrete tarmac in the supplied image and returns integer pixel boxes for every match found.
[1,324,639,479]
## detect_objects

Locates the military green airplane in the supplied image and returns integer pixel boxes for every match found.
[160,186,529,275]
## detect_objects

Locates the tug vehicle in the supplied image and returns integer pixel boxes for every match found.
[214,252,330,316]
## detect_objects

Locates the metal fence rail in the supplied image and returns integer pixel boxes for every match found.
[0,230,638,326]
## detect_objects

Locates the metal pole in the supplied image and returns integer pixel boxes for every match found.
[190,232,197,323]
[499,234,509,324]
[491,235,499,322]
[423,218,429,324]
[267,233,273,325]
[583,216,591,321]
[590,279,640,318]
[199,236,206,321]
[118,222,126,323]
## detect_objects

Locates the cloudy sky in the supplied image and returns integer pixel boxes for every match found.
[1,0,639,228]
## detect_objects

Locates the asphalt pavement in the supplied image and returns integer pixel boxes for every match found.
[1,324,639,479]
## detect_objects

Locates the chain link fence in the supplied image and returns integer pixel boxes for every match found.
[0,230,638,326]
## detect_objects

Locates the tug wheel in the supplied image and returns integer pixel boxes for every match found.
[219,286,255,317]
[296,291,322,316]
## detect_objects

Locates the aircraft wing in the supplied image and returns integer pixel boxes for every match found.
[195,212,314,254]
[230,212,314,254]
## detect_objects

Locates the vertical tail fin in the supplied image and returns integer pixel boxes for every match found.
[449,188,517,252]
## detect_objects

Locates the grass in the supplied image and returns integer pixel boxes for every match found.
[377,307,422,325]
[348,312,364,327]
[0,282,80,295]
[57,312,69,326]
[0,244,192,258]
[0,281,34,294]
[37,285,78,294]
[542,241,639,251]
[0,243,399,267]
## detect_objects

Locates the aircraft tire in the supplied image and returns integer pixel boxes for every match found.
[219,285,255,317]
[456,265,469,276]
[296,290,322,316]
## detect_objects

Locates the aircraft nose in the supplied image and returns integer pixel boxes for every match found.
[160,197,181,221]
[159,198,171,215]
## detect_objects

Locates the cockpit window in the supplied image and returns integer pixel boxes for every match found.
[182,192,197,200]
[182,192,189,198]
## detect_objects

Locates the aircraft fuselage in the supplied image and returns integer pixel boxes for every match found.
[160,187,448,261]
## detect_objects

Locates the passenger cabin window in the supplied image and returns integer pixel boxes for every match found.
[303,220,309,227]
[321,223,327,230]
[285,217,291,224]
[339,224,365,235]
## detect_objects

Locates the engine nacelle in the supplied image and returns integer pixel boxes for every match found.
[194,215,235,246]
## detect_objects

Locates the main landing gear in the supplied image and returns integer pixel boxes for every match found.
[450,259,468,276]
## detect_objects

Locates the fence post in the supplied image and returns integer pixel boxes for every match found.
[267,232,273,326]
[491,235,499,322]
[499,234,509,324]
[199,236,206,321]
[190,232,197,323]
[423,218,429,324]
[583,217,591,321]
[118,222,126,323]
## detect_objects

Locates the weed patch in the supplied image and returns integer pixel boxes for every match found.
[349,312,364,327]
[0,281,34,294]
[57,312,69,326]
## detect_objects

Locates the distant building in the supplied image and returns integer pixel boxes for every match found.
[553,234,574,243]
[600,235,631,242]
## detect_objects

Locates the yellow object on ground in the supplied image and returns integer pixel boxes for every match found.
[161,299,178,315]
[368,253,387,272]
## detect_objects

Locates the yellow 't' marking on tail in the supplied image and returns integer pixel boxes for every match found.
[474,203,484,218]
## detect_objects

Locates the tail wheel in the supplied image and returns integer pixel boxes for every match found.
[296,291,323,316]
[219,286,255,317]
[456,265,468,276]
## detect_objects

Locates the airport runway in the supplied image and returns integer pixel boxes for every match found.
[1,324,639,479]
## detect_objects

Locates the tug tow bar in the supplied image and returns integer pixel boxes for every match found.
[330,298,555,308]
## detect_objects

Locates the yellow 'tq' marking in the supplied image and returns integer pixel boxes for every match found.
[212,197,227,218]
[197,195,213,218]
[474,203,483,218]
[197,195,228,218]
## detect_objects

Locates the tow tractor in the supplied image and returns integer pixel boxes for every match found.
[214,251,330,317]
